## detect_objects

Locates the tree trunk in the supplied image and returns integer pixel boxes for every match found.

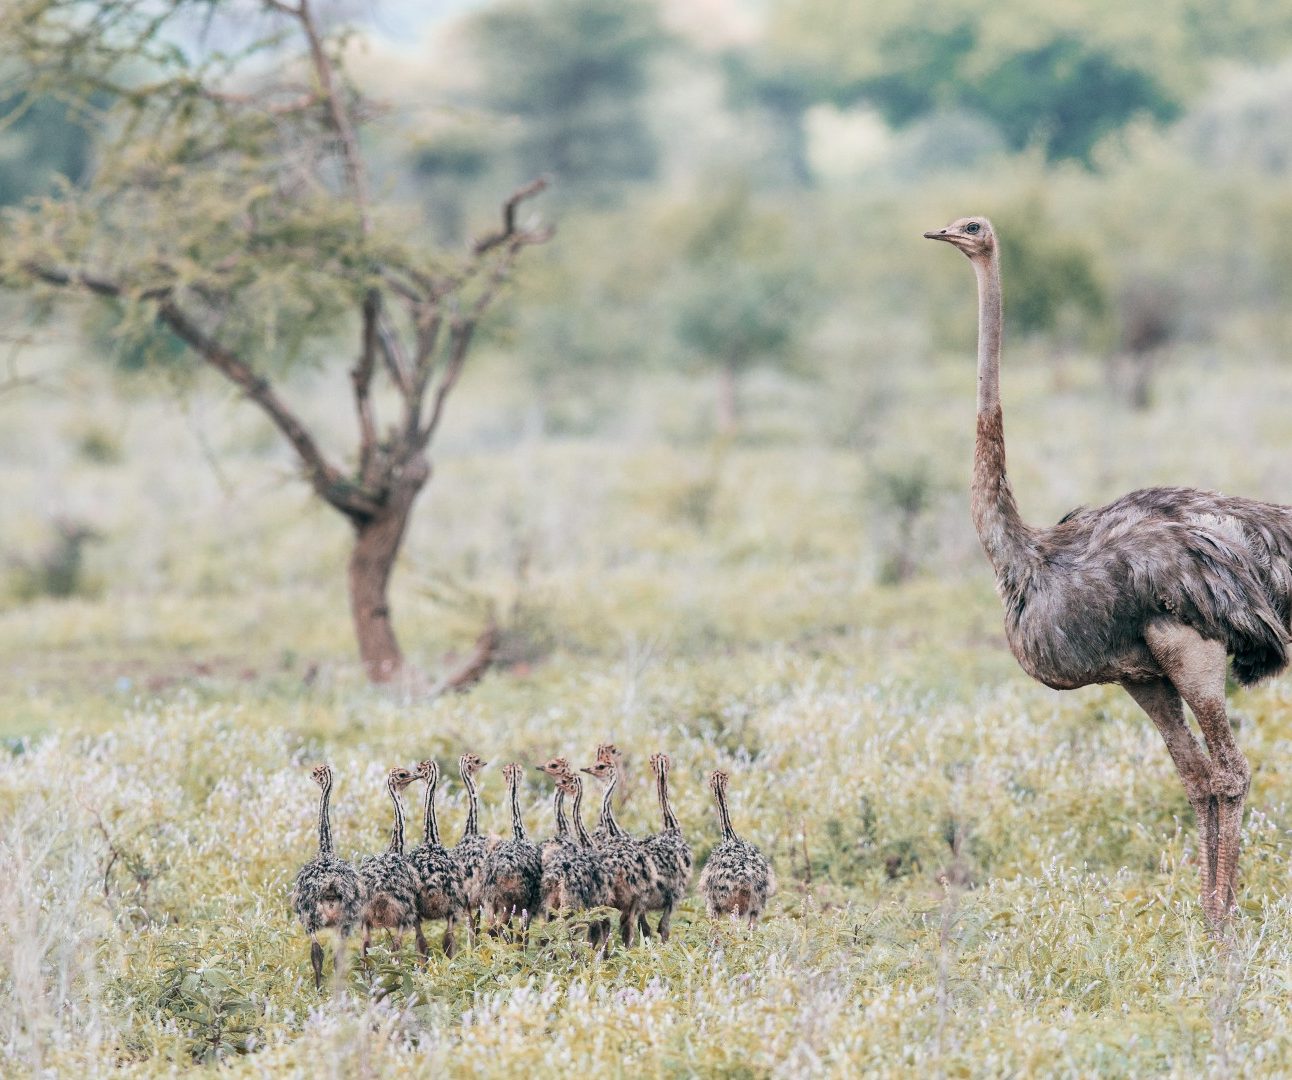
[716,360,740,436]
[347,454,430,683]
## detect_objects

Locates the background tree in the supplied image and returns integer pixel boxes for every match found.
[469,0,668,204]
[719,49,825,188]
[0,0,550,683]
[1112,277,1182,410]
[991,204,1107,344]
[0,93,98,207]
[668,187,811,435]
[767,1,1183,165]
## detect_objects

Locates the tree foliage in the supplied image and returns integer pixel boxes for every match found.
[670,187,810,375]
[0,0,549,680]
[470,0,668,200]
[993,204,1107,340]
[0,93,98,207]
[763,0,1282,165]
[836,26,1178,165]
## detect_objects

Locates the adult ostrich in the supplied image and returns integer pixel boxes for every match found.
[925,216,1292,926]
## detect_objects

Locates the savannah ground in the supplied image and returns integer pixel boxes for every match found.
[4,342,1292,1078]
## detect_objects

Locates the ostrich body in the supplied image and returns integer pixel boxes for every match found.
[534,758,575,912]
[698,769,774,927]
[290,764,365,989]
[580,758,660,947]
[409,759,469,957]
[543,770,614,950]
[450,752,490,932]
[481,763,543,937]
[641,752,692,941]
[926,216,1286,925]
[357,766,427,959]
[535,756,577,882]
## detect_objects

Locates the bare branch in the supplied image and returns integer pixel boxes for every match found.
[198,87,321,117]
[156,299,381,520]
[471,177,551,256]
[402,308,442,446]
[24,263,168,302]
[353,288,381,485]
[418,318,474,449]
[26,261,379,518]
[428,613,499,698]
[377,271,422,306]
[376,313,412,397]
[293,0,371,232]
[400,180,553,450]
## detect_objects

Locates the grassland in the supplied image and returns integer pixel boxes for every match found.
[4,345,1292,1077]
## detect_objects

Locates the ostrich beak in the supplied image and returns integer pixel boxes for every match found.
[923,229,952,241]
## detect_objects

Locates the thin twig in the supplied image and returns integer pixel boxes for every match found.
[472,177,551,255]
[294,0,371,233]
[353,288,381,485]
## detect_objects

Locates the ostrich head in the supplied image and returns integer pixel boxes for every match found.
[580,759,616,785]
[388,766,418,791]
[459,752,487,775]
[535,756,571,778]
[309,763,332,787]
[923,217,995,260]
[415,759,439,785]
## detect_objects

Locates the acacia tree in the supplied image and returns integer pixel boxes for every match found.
[0,0,550,682]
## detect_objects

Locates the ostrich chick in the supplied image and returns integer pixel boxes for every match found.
[450,752,489,939]
[481,762,543,939]
[358,766,426,960]
[698,770,775,928]
[642,751,693,942]
[291,763,366,990]
[410,759,469,957]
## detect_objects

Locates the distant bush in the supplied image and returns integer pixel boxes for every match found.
[74,424,122,464]
[866,457,953,586]
[6,519,103,602]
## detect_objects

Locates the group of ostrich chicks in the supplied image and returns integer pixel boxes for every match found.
[291,744,775,988]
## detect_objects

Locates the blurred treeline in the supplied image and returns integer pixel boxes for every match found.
[7,0,1292,422]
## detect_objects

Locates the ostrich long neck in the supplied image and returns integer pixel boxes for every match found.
[655,765,680,834]
[387,781,406,855]
[461,764,479,838]
[601,770,625,838]
[508,774,527,841]
[569,780,592,847]
[714,783,737,843]
[971,251,1032,581]
[552,786,569,837]
[317,775,334,857]
[422,769,441,847]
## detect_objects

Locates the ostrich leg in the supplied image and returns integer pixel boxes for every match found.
[310,938,325,990]
[1123,678,1217,918]
[1145,624,1251,925]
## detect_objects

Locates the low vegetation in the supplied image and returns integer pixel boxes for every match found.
[3,352,1292,1077]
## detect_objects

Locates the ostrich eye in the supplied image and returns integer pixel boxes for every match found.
[966,222,981,234]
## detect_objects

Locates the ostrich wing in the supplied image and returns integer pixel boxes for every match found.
[1012,487,1292,687]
